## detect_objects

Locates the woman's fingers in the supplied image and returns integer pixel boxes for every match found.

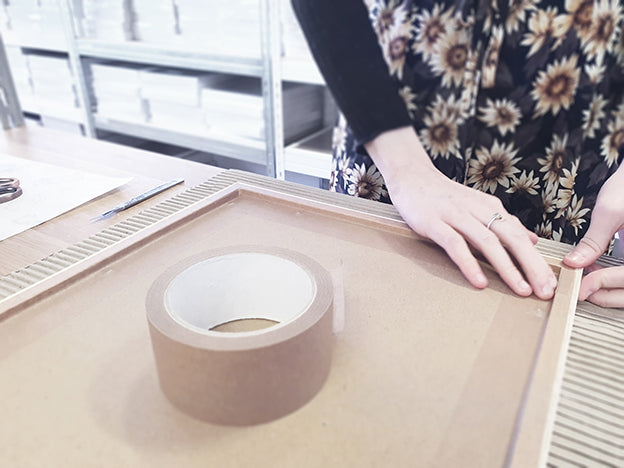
[564,214,619,267]
[405,198,556,298]
[379,154,556,299]
[452,213,553,298]
[564,167,624,268]
[584,262,603,274]
[449,215,530,296]
[579,265,624,304]
[527,230,539,245]
[425,221,489,289]
[487,214,558,299]
[584,289,624,308]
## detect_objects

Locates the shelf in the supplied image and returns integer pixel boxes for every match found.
[19,97,83,123]
[3,37,68,54]
[18,96,40,116]
[0,2,335,182]
[77,40,263,77]
[282,58,325,85]
[94,115,267,166]
[285,127,332,179]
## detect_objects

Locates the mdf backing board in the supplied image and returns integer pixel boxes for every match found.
[0,171,580,467]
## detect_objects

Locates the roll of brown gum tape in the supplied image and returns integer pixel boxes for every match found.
[146,246,334,426]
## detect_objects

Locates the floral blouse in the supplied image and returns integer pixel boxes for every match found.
[294,0,624,245]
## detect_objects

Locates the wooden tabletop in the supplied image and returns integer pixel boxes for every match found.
[0,125,223,276]
[0,125,622,467]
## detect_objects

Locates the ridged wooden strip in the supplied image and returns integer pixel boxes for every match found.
[0,174,237,305]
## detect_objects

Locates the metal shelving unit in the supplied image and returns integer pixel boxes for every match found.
[282,58,325,86]
[0,33,23,129]
[2,36,68,53]
[284,127,332,179]
[94,115,267,165]
[1,0,334,182]
[76,40,264,77]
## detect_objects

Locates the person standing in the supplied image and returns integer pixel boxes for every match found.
[292,0,624,307]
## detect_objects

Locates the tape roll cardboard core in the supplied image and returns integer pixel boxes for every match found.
[211,318,279,332]
[146,246,334,426]
[165,253,316,333]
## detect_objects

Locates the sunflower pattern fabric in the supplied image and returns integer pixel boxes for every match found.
[330,0,624,244]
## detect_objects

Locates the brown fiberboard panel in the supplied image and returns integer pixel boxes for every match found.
[0,171,581,467]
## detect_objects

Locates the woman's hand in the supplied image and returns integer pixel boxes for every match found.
[366,127,558,300]
[573,262,624,308]
[564,164,624,308]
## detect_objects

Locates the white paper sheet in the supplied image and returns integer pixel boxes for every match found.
[0,154,132,241]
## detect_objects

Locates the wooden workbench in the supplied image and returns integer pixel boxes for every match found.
[0,125,621,467]
[0,125,222,276]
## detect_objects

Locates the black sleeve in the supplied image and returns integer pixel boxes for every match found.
[291,0,412,147]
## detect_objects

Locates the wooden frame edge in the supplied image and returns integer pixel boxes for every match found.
[509,261,582,467]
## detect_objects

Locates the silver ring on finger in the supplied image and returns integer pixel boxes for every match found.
[486,212,504,230]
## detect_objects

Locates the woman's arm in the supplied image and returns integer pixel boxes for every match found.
[292,0,558,299]
[366,127,558,299]
[564,164,624,308]
[291,0,411,144]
